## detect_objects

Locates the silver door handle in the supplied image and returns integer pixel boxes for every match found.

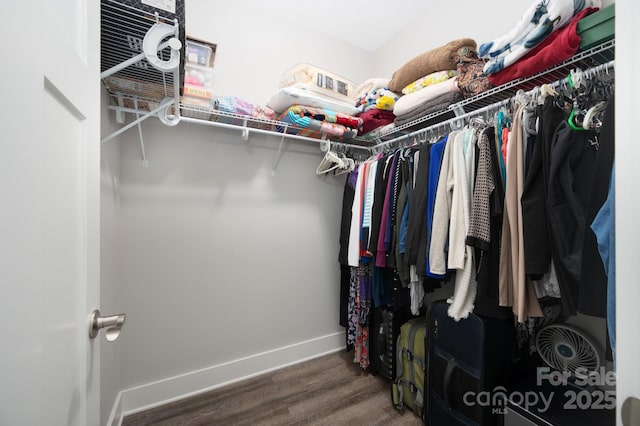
[89,309,126,342]
[623,397,640,426]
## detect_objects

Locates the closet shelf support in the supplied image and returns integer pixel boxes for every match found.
[101,98,174,144]
[133,98,148,167]
[272,134,287,176]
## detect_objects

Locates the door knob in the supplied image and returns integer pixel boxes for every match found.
[89,309,126,342]
[622,397,640,426]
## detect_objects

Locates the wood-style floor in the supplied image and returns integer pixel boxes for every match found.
[122,350,423,425]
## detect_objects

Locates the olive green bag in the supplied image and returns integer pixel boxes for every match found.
[391,317,427,416]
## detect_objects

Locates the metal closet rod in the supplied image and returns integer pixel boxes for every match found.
[372,59,615,152]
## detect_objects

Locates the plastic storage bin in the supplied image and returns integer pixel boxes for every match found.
[185,39,214,67]
[280,63,356,99]
[578,4,615,51]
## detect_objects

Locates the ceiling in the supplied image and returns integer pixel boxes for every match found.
[250,0,431,52]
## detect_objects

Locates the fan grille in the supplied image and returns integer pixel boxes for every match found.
[536,324,601,377]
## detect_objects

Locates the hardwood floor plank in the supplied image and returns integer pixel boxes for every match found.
[122,350,422,425]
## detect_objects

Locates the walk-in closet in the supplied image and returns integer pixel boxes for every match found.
[2,1,640,425]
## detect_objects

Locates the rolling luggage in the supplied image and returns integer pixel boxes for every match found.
[391,317,427,416]
[424,301,516,426]
[368,307,396,381]
[368,274,412,381]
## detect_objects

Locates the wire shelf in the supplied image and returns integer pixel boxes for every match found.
[354,39,615,147]
[101,0,185,102]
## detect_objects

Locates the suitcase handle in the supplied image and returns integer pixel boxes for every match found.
[443,358,456,409]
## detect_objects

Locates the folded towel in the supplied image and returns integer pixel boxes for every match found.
[387,38,477,93]
[487,7,597,86]
[393,77,460,117]
[394,91,463,128]
[402,70,458,95]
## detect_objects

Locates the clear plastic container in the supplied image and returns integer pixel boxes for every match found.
[186,40,213,67]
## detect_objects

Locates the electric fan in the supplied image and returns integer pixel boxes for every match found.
[535,323,601,380]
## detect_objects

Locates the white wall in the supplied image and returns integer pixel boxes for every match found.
[100,90,123,425]
[185,0,373,106]
[116,121,347,391]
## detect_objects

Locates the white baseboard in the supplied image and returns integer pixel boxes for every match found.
[119,331,345,417]
[106,390,124,426]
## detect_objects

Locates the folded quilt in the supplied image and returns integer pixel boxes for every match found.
[402,70,457,95]
[276,105,359,139]
[355,87,401,113]
[353,78,390,101]
[479,0,601,74]
[393,77,460,117]
[387,38,477,93]
[213,96,275,121]
[487,7,597,86]
[357,109,396,135]
[394,91,463,127]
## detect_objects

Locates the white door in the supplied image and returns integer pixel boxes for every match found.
[0,1,100,426]
[615,1,640,425]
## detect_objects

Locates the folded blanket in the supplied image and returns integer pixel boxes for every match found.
[355,87,401,112]
[402,70,457,95]
[357,109,396,135]
[276,105,358,139]
[393,77,460,117]
[488,7,597,86]
[213,96,275,121]
[480,0,601,74]
[287,104,363,129]
[352,78,390,101]
[387,38,477,93]
[267,86,360,116]
[394,91,463,127]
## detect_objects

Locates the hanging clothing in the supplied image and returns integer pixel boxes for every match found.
[429,130,460,276]
[521,96,567,279]
[405,143,432,274]
[425,135,449,281]
[348,165,364,267]
[469,127,513,319]
[547,121,599,317]
[446,129,479,321]
[499,103,543,321]
[591,165,615,367]
[579,95,615,318]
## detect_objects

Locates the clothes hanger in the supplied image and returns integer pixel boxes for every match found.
[583,100,607,130]
[316,148,344,175]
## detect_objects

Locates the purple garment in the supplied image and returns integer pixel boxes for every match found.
[376,153,399,267]
[384,151,401,252]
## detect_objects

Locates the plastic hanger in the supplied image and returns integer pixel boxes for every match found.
[583,100,607,130]
[316,149,344,175]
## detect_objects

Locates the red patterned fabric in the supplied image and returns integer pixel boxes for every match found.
[488,8,598,87]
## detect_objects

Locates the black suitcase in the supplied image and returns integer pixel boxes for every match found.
[368,306,396,381]
[368,274,412,381]
[424,301,516,426]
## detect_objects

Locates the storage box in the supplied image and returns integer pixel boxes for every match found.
[185,38,216,68]
[578,4,615,51]
[280,63,356,99]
